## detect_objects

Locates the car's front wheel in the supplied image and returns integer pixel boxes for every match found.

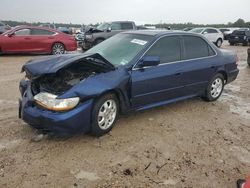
[202,73,225,102]
[52,43,65,55]
[216,38,223,48]
[90,93,119,137]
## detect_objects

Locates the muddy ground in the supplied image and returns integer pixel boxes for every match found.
[0,43,249,188]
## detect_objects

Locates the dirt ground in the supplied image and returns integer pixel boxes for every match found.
[0,43,249,188]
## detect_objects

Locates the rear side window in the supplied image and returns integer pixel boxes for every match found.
[146,36,181,64]
[31,29,54,35]
[206,29,218,33]
[15,29,31,36]
[121,23,133,30]
[0,22,4,26]
[183,36,215,60]
[111,23,121,30]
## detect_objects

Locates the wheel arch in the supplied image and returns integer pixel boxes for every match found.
[217,70,228,83]
[95,89,130,114]
[94,37,105,44]
[51,41,65,53]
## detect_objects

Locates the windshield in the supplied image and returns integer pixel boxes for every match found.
[86,33,153,67]
[97,23,110,31]
[190,28,204,33]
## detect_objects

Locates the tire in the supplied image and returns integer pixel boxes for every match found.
[51,43,65,55]
[202,73,225,102]
[95,38,104,45]
[90,93,119,137]
[216,38,222,48]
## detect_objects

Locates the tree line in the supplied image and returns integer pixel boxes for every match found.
[3,18,250,29]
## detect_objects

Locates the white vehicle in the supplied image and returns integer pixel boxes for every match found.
[190,27,224,47]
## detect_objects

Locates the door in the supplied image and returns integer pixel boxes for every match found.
[131,36,185,108]
[179,35,218,95]
[2,28,32,52]
[203,29,219,43]
[30,28,56,52]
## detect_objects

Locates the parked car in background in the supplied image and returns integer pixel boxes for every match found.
[190,27,224,47]
[183,27,193,31]
[0,26,77,55]
[0,21,11,34]
[75,32,85,47]
[82,21,136,50]
[228,29,250,46]
[219,28,239,40]
[39,23,56,29]
[248,48,250,66]
[19,30,239,136]
[57,27,72,35]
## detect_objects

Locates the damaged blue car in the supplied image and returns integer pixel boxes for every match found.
[19,30,239,136]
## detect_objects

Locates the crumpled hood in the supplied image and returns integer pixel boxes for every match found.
[22,53,114,79]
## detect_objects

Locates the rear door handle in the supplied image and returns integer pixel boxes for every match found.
[48,36,55,39]
[24,37,31,40]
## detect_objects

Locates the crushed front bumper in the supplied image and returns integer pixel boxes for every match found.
[19,81,93,136]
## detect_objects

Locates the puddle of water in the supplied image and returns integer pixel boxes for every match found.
[0,139,22,150]
[0,99,18,105]
[221,85,250,120]
[230,146,250,164]
[71,170,100,181]
[163,178,178,186]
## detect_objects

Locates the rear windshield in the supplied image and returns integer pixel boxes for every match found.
[232,30,246,35]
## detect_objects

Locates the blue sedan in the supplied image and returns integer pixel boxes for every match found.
[19,30,239,136]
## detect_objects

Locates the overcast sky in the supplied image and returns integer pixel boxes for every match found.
[1,0,250,25]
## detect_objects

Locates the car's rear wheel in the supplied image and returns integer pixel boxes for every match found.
[52,43,65,55]
[216,38,222,47]
[202,73,225,102]
[90,93,119,137]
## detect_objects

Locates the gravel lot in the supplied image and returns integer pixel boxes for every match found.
[0,43,249,188]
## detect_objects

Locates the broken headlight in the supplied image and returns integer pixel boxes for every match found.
[34,92,80,111]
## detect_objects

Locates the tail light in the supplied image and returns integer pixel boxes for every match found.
[235,54,239,66]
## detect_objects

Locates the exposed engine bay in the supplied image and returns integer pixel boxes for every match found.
[30,61,109,95]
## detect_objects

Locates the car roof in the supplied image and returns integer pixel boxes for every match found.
[123,30,198,37]
[11,25,59,33]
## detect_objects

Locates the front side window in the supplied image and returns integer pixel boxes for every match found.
[111,23,121,30]
[145,36,181,64]
[31,29,54,35]
[15,29,31,36]
[183,36,215,60]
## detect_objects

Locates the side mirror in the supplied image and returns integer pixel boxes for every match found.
[7,33,14,37]
[203,31,208,34]
[137,56,160,68]
[107,27,112,32]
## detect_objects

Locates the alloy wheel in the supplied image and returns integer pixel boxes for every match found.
[210,78,223,98]
[52,43,65,55]
[98,99,117,130]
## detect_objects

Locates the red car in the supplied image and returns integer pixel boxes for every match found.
[0,26,77,55]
